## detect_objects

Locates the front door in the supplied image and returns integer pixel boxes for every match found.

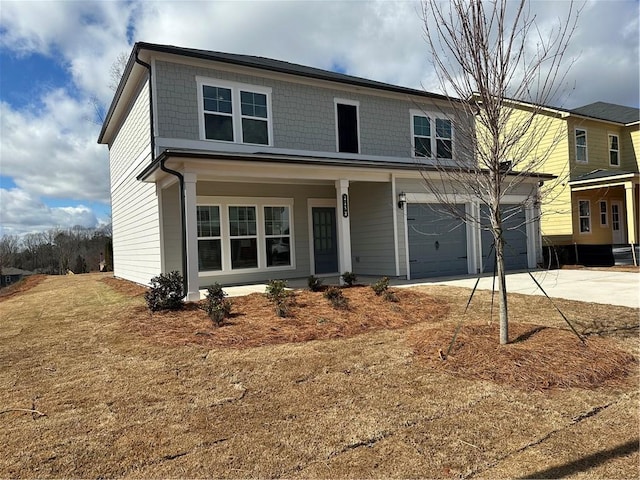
[312,207,338,274]
[611,201,625,244]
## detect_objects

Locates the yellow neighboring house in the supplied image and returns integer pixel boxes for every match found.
[505,101,639,254]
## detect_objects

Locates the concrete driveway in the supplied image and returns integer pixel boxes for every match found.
[410,269,639,309]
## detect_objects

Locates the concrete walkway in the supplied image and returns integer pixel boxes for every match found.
[405,269,640,309]
[215,269,639,309]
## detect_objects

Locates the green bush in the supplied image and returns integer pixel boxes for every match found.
[341,271,357,286]
[324,286,349,310]
[201,283,232,326]
[145,271,184,312]
[265,279,292,317]
[307,275,323,292]
[371,276,390,296]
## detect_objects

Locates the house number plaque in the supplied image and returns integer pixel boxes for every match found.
[342,194,349,217]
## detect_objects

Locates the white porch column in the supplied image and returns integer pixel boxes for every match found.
[183,172,200,301]
[335,179,352,282]
[625,182,637,244]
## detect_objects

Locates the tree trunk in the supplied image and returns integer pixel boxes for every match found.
[495,231,509,344]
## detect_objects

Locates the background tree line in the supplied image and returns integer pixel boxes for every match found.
[0,225,113,276]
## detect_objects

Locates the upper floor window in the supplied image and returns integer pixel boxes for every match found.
[608,134,619,166]
[198,77,272,146]
[575,128,587,163]
[411,110,453,160]
[335,99,359,153]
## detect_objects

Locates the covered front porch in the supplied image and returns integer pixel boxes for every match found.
[569,171,639,250]
[141,151,404,301]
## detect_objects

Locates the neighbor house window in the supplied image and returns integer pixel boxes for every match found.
[198,77,272,145]
[411,111,453,159]
[197,205,222,271]
[264,206,291,267]
[228,206,258,269]
[335,100,359,153]
[609,134,619,166]
[578,200,591,233]
[599,201,608,226]
[575,128,587,163]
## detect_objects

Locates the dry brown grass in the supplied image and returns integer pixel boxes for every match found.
[0,274,46,302]
[1,273,638,479]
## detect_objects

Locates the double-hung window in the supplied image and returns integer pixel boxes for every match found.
[599,201,608,226]
[609,134,619,166]
[411,110,453,160]
[578,200,591,233]
[198,77,272,146]
[575,128,587,163]
[197,197,294,273]
[197,206,222,271]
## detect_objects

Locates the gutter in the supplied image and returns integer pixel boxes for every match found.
[134,52,189,298]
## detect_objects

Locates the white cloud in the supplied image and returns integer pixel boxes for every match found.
[0,188,98,236]
[0,93,109,203]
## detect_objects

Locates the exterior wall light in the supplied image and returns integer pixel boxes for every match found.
[398,192,407,209]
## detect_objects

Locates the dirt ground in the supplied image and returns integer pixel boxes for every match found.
[1,273,638,478]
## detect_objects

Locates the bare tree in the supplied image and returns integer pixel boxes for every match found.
[419,0,579,344]
[108,51,129,93]
[0,234,21,273]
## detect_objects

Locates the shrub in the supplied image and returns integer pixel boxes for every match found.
[341,271,357,286]
[383,290,399,303]
[201,283,232,326]
[145,271,184,312]
[307,275,323,292]
[371,276,390,296]
[324,286,349,310]
[265,279,292,318]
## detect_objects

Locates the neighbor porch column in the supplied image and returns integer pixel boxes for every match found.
[183,172,200,301]
[335,179,352,282]
[624,181,637,245]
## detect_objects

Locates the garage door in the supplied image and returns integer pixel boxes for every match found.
[480,204,528,273]
[407,204,468,278]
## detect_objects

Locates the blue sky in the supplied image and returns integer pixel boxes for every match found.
[0,0,638,237]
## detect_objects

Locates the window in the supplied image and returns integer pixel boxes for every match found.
[599,201,608,226]
[264,206,291,267]
[198,78,272,145]
[197,206,222,271]
[575,128,587,163]
[335,100,359,153]
[609,134,619,166]
[578,200,591,233]
[411,111,453,159]
[229,206,258,269]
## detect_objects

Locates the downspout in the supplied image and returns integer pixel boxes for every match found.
[135,50,189,297]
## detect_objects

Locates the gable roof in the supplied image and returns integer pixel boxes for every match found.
[569,102,639,125]
[99,42,454,144]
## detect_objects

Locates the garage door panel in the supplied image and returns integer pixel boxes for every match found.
[480,205,528,273]
[408,204,468,278]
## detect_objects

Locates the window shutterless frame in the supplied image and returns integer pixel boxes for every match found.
[608,133,620,167]
[575,128,588,164]
[196,77,273,146]
[410,109,454,160]
[334,98,360,154]
[578,199,591,234]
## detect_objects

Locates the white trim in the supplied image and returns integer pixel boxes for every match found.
[608,132,620,167]
[409,109,454,160]
[195,196,295,277]
[307,198,338,276]
[577,199,591,234]
[525,205,537,269]
[391,174,400,277]
[574,127,588,164]
[334,98,361,154]
[196,76,273,147]
[599,200,608,227]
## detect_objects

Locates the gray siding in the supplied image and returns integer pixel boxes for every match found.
[349,182,396,276]
[191,181,335,287]
[109,80,161,285]
[161,182,182,273]
[153,60,444,157]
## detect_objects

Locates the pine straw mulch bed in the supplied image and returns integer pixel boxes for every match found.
[124,286,450,349]
[409,322,639,391]
[0,274,46,302]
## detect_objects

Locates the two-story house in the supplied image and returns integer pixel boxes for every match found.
[499,99,639,264]
[98,42,546,299]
